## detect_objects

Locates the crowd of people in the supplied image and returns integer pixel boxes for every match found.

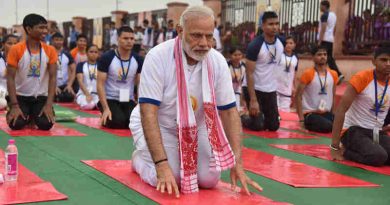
[0,0,389,197]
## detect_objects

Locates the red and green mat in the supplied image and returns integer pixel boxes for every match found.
[0,104,389,204]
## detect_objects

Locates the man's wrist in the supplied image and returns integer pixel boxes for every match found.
[330,143,340,151]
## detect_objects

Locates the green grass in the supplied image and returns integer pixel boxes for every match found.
[0,106,389,204]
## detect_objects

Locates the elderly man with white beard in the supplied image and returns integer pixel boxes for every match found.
[129,6,262,198]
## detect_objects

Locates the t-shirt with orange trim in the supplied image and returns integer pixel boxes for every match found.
[299,67,338,113]
[343,69,390,130]
[6,41,57,97]
[70,47,87,65]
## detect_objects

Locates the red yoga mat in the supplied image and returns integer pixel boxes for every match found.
[75,117,131,137]
[56,102,100,116]
[82,160,291,205]
[0,117,86,137]
[242,148,379,188]
[271,144,390,176]
[278,111,299,121]
[243,129,317,139]
[0,150,67,204]
[279,121,332,138]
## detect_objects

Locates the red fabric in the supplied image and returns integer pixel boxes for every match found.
[82,160,291,205]
[0,117,86,137]
[75,117,131,137]
[56,102,100,116]
[243,129,317,139]
[271,144,390,176]
[0,150,67,204]
[278,111,299,121]
[242,148,379,188]
[279,121,332,138]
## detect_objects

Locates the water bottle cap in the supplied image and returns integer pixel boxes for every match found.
[8,139,15,145]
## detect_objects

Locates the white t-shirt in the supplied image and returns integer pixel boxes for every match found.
[97,50,143,101]
[344,69,390,130]
[228,60,246,94]
[318,11,337,43]
[244,35,285,92]
[56,51,75,87]
[76,62,97,96]
[300,67,338,113]
[132,39,236,150]
[276,53,298,96]
[110,29,118,46]
[213,28,222,51]
[0,54,7,89]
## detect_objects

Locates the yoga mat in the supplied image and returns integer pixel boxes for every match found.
[243,129,317,139]
[56,102,100,116]
[75,117,131,137]
[278,111,299,121]
[271,144,390,176]
[242,148,379,188]
[0,150,67,204]
[279,121,332,138]
[82,160,291,205]
[0,117,86,137]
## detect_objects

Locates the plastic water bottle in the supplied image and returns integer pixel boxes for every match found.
[5,139,18,181]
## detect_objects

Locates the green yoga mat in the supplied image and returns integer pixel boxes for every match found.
[55,110,77,122]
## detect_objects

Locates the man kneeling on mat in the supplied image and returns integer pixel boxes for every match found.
[296,45,338,133]
[331,44,390,166]
[6,14,57,130]
[130,6,262,197]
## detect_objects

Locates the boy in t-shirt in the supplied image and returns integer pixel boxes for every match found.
[296,45,338,133]
[6,14,57,130]
[331,45,390,166]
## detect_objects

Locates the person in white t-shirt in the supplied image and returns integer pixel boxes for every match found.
[109,22,118,47]
[331,45,390,166]
[227,47,246,112]
[0,34,18,110]
[276,36,298,112]
[76,44,99,110]
[318,0,343,83]
[242,11,284,131]
[213,22,222,52]
[296,45,338,133]
[130,6,262,197]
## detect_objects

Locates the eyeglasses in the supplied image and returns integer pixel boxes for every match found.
[189,32,214,42]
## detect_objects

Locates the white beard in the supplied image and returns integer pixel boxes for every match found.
[182,39,209,61]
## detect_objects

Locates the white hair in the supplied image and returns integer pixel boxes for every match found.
[179,5,215,28]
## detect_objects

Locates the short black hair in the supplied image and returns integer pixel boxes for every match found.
[311,45,328,55]
[87,44,98,51]
[143,19,149,25]
[2,34,18,43]
[77,34,87,41]
[51,32,64,39]
[117,26,134,37]
[374,43,390,58]
[320,0,330,9]
[22,13,47,34]
[261,11,278,24]
[229,46,242,55]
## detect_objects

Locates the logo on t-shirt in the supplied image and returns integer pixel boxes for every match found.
[89,67,97,80]
[116,67,128,83]
[27,55,41,78]
[370,95,389,113]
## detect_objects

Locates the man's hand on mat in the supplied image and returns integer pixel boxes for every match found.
[156,161,180,198]
[55,87,62,95]
[65,85,75,96]
[330,145,345,161]
[101,109,112,125]
[7,107,26,126]
[249,100,260,116]
[40,105,55,123]
[230,163,263,195]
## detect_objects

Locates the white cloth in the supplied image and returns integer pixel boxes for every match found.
[134,31,144,45]
[0,56,7,90]
[76,93,99,110]
[110,29,118,46]
[276,53,298,97]
[277,94,291,112]
[142,27,154,48]
[318,11,337,43]
[213,28,222,52]
[302,70,335,113]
